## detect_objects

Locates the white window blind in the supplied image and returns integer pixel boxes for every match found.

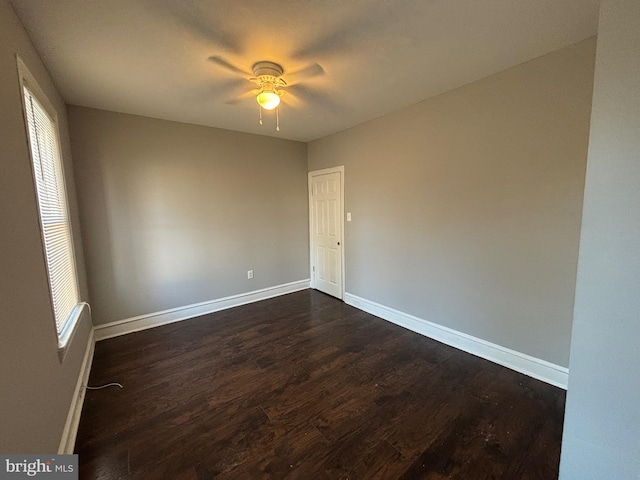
[23,85,80,344]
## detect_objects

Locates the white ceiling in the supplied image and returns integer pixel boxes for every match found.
[11,0,599,142]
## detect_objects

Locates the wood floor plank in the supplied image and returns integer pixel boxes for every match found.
[75,289,565,479]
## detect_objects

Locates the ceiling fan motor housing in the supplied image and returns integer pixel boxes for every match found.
[252,61,284,79]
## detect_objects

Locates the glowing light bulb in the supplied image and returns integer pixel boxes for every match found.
[256,83,281,110]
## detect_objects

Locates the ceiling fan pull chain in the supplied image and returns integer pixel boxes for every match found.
[259,105,263,126]
[276,106,280,132]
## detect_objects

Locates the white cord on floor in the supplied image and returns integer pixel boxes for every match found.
[85,382,124,390]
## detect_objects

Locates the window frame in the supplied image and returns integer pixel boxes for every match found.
[17,56,84,360]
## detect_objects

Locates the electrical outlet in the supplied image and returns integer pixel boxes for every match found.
[247,270,254,279]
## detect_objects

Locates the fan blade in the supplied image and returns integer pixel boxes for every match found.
[285,64,325,85]
[186,78,248,104]
[210,78,248,97]
[226,89,259,105]
[208,56,251,76]
[281,90,303,108]
[286,84,342,112]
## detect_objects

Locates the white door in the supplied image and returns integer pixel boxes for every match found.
[309,168,343,299]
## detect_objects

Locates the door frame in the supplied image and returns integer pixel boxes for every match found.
[308,166,345,299]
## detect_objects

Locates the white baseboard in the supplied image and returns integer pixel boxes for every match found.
[95,280,311,341]
[344,292,569,389]
[58,328,95,454]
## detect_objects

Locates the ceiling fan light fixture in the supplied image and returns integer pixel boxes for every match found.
[256,83,281,110]
[248,61,286,130]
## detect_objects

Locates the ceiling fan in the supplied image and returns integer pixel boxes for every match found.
[209,56,325,132]
[250,61,287,130]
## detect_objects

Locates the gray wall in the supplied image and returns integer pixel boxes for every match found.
[560,1,640,478]
[308,39,596,367]
[0,0,92,453]
[68,106,309,325]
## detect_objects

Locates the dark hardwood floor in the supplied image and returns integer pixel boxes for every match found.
[76,289,565,479]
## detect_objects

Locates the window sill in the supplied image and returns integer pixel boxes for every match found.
[57,302,89,363]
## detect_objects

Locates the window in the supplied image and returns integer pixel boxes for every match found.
[20,62,82,351]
